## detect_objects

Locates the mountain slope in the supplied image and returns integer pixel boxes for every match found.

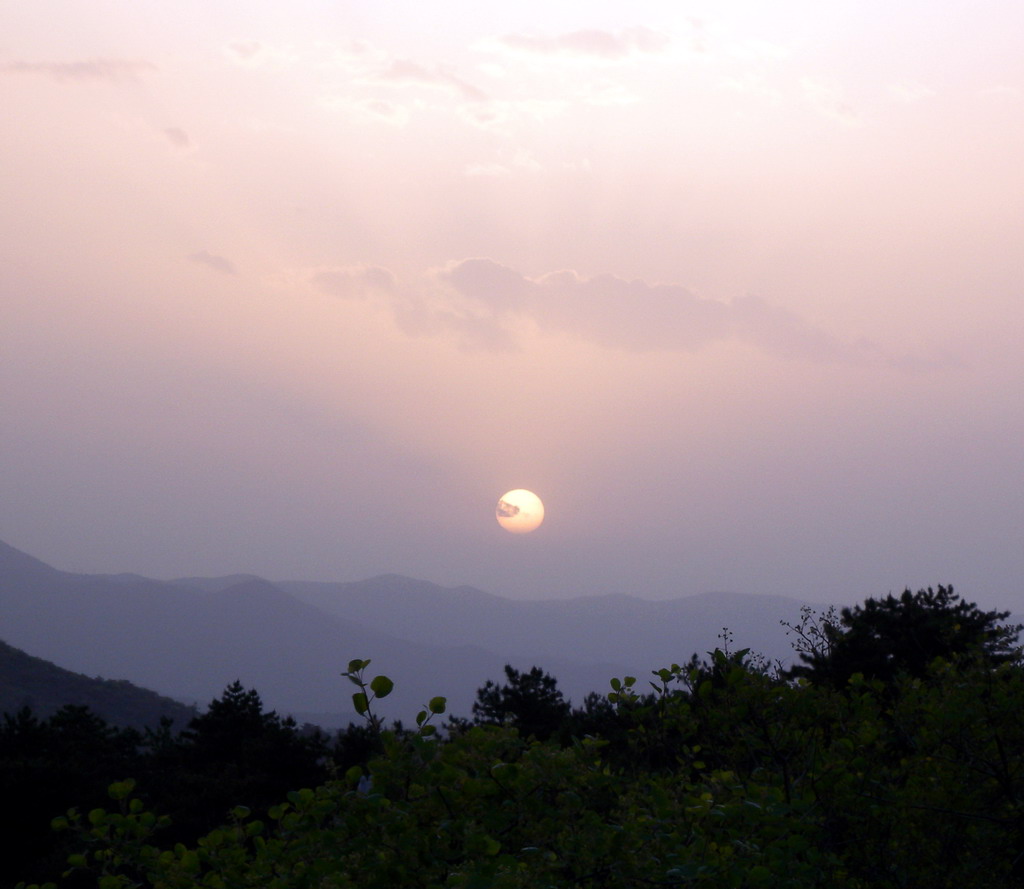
[0,542,628,721]
[0,638,196,728]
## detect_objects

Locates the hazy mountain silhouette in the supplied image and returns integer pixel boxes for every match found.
[0,638,196,728]
[0,539,816,723]
[282,577,807,671]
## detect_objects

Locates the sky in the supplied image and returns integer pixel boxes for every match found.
[3,1,1023,608]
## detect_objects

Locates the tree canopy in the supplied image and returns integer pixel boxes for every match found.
[12,586,1024,889]
[786,585,1021,687]
[471,664,571,741]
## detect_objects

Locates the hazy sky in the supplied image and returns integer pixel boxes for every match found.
[3,1,1023,607]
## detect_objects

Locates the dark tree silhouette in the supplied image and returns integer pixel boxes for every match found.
[787,585,1021,687]
[145,681,326,843]
[472,665,571,741]
[0,705,142,888]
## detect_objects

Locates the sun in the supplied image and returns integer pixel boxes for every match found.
[496,489,545,534]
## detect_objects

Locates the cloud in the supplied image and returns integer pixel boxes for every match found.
[730,295,873,364]
[496,499,520,518]
[801,78,862,127]
[458,98,566,130]
[301,257,949,368]
[222,41,296,68]
[492,261,961,367]
[375,59,487,102]
[439,264,734,352]
[464,161,510,177]
[0,59,157,83]
[444,258,531,310]
[887,80,935,104]
[319,95,410,126]
[311,265,396,299]
[465,149,543,177]
[225,41,263,63]
[188,251,237,275]
[498,27,669,61]
[163,127,191,148]
[359,98,408,125]
[529,269,733,352]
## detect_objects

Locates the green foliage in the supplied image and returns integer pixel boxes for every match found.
[2,681,328,888]
[14,590,1024,889]
[341,659,396,735]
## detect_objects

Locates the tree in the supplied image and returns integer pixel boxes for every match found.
[787,585,1021,687]
[472,665,570,741]
[0,705,142,889]
[145,681,326,843]
[25,654,1024,889]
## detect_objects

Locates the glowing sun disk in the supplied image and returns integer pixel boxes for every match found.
[496,489,545,534]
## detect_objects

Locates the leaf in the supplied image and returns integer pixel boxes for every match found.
[370,674,394,698]
[108,779,135,800]
[429,696,447,714]
[180,850,200,874]
[345,766,364,786]
[347,658,369,673]
[352,691,369,715]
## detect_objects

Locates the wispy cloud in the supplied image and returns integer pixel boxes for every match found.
[375,59,487,102]
[222,40,296,68]
[309,256,946,368]
[163,127,191,148]
[464,150,542,177]
[319,94,410,126]
[801,78,862,127]
[311,265,396,298]
[498,27,669,61]
[224,40,263,64]
[189,251,237,275]
[887,80,935,104]
[0,59,156,83]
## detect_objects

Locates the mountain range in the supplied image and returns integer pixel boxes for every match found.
[1,539,820,725]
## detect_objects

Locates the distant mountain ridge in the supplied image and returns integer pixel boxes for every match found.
[0,539,817,724]
[280,578,809,669]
